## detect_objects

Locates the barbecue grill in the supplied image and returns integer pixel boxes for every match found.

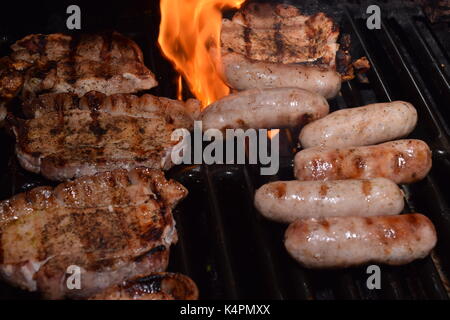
[0,0,449,300]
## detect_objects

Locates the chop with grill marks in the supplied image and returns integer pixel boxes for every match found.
[221,3,340,68]
[0,32,158,104]
[22,91,200,129]
[0,168,187,299]
[11,91,199,181]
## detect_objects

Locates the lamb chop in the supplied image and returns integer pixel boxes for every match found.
[0,168,187,299]
[10,91,199,181]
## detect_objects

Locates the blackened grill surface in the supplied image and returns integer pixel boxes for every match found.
[1,0,450,299]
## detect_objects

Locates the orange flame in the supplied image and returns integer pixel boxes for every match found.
[177,75,183,100]
[158,0,245,108]
[268,129,280,140]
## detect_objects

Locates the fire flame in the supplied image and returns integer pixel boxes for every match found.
[158,0,245,108]
[268,129,280,140]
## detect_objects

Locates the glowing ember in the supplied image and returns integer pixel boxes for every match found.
[158,0,245,108]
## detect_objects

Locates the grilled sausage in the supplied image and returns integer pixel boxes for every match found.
[294,139,432,184]
[284,214,437,268]
[221,52,342,99]
[299,101,418,148]
[201,87,329,131]
[255,178,404,223]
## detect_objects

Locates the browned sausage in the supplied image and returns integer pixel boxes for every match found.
[254,178,404,223]
[299,101,418,148]
[294,139,432,184]
[284,214,437,268]
[221,52,342,99]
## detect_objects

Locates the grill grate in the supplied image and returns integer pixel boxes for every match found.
[0,0,449,300]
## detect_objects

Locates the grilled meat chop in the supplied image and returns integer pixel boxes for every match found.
[11,91,197,181]
[0,32,157,102]
[0,168,187,299]
[22,91,200,129]
[221,3,340,68]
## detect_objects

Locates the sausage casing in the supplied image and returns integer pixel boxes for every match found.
[201,87,329,130]
[299,101,417,148]
[284,214,437,268]
[221,52,342,99]
[294,139,432,184]
[255,178,404,223]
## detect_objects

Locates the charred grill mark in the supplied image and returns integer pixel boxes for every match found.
[71,94,80,109]
[66,34,81,85]
[86,92,107,138]
[31,61,56,80]
[406,214,419,226]
[100,32,113,62]
[273,183,286,198]
[99,33,113,80]
[318,219,330,231]
[273,22,284,61]
[319,184,329,197]
[243,26,252,57]
[89,121,107,137]
[353,156,366,176]
[241,10,252,57]
[37,35,48,56]
[236,118,246,127]
[362,180,372,197]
